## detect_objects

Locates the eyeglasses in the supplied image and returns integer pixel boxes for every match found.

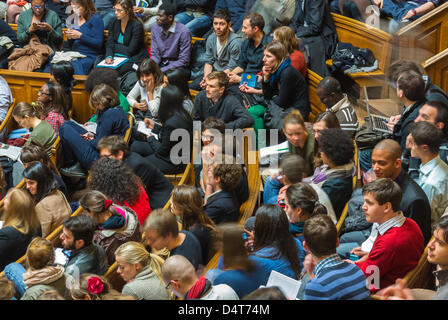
[38,90,50,96]
[165,280,177,289]
[32,5,43,9]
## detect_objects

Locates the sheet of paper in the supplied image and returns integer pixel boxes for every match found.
[0,143,21,161]
[54,248,69,266]
[266,270,302,300]
[137,121,158,140]
[96,57,129,69]
[70,119,97,134]
[0,221,3,229]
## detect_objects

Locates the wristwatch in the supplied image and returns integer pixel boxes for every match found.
[411,9,417,16]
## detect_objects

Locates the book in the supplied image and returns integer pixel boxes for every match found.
[137,0,149,7]
[266,270,302,300]
[0,143,21,161]
[240,73,257,88]
[71,119,97,134]
[96,57,129,69]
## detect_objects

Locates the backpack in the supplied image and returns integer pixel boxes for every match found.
[355,117,392,150]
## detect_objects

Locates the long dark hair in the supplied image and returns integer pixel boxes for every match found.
[253,204,302,279]
[50,61,76,110]
[157,85,192,125]
[87,157,143,206]
[23,161,58,203]
[45,81,70,119]
[165,69,192,100]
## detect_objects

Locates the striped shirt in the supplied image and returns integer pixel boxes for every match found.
[328,94,358,137]
[305,254,370,300]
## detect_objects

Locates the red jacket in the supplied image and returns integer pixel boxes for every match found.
[123,185,152,226]
[356,218,424,292]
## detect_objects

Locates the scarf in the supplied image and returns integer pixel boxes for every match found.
[23,265,65,287]
[99,214,126,230]
[270,57,292,85]
[289,222,304,236]
[185,276,212,299]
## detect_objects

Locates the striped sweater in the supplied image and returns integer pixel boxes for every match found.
[305,258,370,300]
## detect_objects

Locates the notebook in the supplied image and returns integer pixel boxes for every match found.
[97,57,129,69]
[240,73,257,88]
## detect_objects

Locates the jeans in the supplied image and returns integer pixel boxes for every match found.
[59,121,99,169]
[98,8,116,29]
[380,0,419,21]
[336,229,371,259]
[4,262,27,299]
[263,176,283,204]
[358,148,373,173]
[174,12,212,37]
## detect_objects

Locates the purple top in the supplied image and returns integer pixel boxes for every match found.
[150,21,192,72]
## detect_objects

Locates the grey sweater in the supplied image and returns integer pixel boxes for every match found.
[205,31,242,71]
[122,265,170,300]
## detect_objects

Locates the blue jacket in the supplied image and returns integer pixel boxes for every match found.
[91,106,129,148]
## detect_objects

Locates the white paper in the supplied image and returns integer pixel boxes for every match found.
[96,57,129,68]
[266,270,302,300]
[54,248,69,266]
[137,121,158,140]
[0,143,21,161]
[259,141,289,166]
[0,221,3,229]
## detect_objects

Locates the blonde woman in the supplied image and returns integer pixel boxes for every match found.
[115,241,172,300]
[0,188,41,272]
[4,237,74,300]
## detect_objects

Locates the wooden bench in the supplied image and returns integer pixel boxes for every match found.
[396,1,448,63]
[422,47,448,94]
[330,13,394,97]
[307,69,326,122]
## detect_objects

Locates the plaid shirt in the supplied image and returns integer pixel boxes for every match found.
[45,112,65,136]
[312,253,345,277]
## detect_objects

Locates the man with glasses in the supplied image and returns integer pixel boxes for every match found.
[17,0,63,52]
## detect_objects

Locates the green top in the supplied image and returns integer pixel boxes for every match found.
[287,128,315,177]
[89,91,130,123]
[28,120,57,158]
[17,8,63,52]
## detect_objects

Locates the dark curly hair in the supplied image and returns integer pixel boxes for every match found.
[318,128,354,166]
[87,157,143,206]
[213,156,242,192]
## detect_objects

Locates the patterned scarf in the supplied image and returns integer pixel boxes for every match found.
[23,265,65,287]
[185,276,212,300]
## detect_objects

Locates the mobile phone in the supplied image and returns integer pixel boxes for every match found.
[242,232,253,251]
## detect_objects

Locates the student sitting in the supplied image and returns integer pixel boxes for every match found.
[171,185,217,264]
[126,58,164,122]
[59,215,109,276]
[313,128,355,220]
[164,68,194,115]
[0,188,42,272]
[143,209,203,271]
[49,61,76,112]
[87,157,152,226]
[114,241,171,300]
[206,223,266,299]
[70,274,120,300]
[302,214,370,300]
[4,237,74,300]
[58,0,104,75]
[162,255,239,300]
[12,101,57,157]
[130,85,193,174]
[80,190,142,265]
[23,161,72,238]
[59,83,129,177]
[350,178,424,293]
[193,71,254,130]
[102,0,148,76]
[35,81,69,135]
[98,135,173,210]
[203,155,242,225]
[150,3,191,75]
[273,26,307,78]
[247,205,305,282]
[17,0,63,52]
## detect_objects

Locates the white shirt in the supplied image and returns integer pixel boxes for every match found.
[361,212,406,252]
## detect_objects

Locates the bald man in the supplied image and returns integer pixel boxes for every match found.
[161,255,239,300]
[337,139,431,258]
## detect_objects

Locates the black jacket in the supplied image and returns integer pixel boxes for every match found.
[289,0,338,58]
[124,152,174,210]
[193,89,254,129]
[393,100,426,151]
[0,226,41,272]
[321,176,353,221]
[106,18,148,64]
[204,190,240,225]
[261,65,310,120]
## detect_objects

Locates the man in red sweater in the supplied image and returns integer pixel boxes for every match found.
[348,178,424,293]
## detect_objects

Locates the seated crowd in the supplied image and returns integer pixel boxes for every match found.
[0,0,446,303]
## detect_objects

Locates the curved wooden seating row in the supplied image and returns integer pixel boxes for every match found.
[307,70,326,122]
[396,1,448,63]
[336,201,350,235]
[0,98,16,138]
[422,47,448,95]
[330,13,393,96]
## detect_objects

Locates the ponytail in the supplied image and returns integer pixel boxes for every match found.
[286,182,327,217]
